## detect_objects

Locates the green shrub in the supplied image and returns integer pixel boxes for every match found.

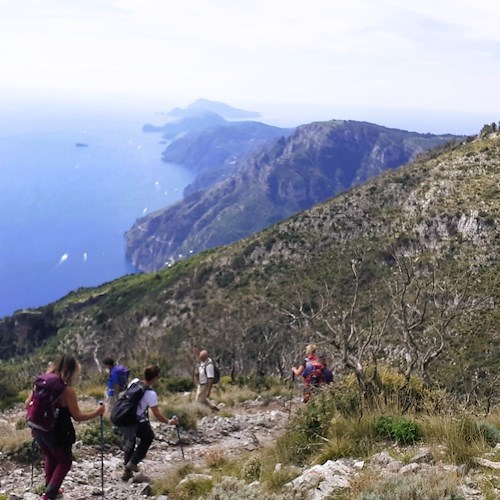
[77,419,122,447]
[164,376,195,393]
[0,363,24,409]
[477,421,500,447]
[242,456,261,482]
[374,415,422,445]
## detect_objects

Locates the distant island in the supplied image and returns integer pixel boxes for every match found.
[75,143,89,147]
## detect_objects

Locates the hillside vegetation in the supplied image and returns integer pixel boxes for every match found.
[0,133,498,409]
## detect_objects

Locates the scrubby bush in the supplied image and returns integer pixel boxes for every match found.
[374,415,422,445]
[77,418,121,447]
[0,363,24,409]
[0,432,38,464]
[152,463,198,496]
[476,421,500,447]
[422,415,495,466]
[205,477,286,500]
[158,402,207,429]
[163,376,195,393]
[171,477,214,499]
[242,456,261,482]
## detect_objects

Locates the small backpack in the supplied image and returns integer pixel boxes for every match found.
[26,373,67,432]
[110,381,149,427]
[205,360,220,384]
[305,363,326,388]
[114,365,130,391]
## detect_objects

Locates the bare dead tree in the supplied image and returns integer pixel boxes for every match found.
[387,253,479,383]
[280,259,391,412]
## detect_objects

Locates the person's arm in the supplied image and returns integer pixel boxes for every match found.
[150,405,178,425]
[112,382,120,397]
[205,362,215,397]
[205,377,214,397]
[25,391,33,409]
[292,365,305,376]
[64,386,105,422]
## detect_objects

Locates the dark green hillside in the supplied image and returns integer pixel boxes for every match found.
[0,134,498,403]
[126,119,459,272]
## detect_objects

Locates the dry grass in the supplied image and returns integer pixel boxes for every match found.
[421,415,496,466]
[0,421,33,463]
[352,470,463,499]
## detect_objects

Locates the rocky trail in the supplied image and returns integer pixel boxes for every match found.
[0,397,293,499]
[1,396,499,499]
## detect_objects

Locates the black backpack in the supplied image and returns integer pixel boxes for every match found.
[110,381,149,426]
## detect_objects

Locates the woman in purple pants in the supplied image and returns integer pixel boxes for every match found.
[25,355,104,500]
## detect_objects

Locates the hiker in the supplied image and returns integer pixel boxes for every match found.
[102,356,129,413]
[194,350,219,411]
[291,344,318,377]
[302,351,333,403]
[119,364,178,481]
[25,354,104,500]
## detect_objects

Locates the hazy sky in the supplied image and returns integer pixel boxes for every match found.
[1,0,499,130]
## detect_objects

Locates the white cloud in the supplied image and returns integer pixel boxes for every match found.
[0,0,499,114]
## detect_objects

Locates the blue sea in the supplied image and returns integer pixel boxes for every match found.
[0,102,194,318]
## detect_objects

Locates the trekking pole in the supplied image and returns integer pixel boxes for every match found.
[287,372,295,424]
[172,416,185,459]
[30,438,36,489]
[99,401,104,498]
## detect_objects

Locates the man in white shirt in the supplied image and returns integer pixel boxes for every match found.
[195,350,219,411]
[121,364,178,481]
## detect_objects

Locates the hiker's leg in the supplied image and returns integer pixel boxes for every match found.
[122,425,138,466]
[195,383,205,403]
[34,430,59,486]
[196,384,218,410]
[35,438,56,486]
[129,422,154,465]
[44,446,72,499]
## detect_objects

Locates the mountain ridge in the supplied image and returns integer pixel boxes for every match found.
[126,119,460,271]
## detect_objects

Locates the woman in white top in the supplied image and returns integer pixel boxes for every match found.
[121,364,177,481]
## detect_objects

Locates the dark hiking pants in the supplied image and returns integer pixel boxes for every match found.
[123,421,155,466]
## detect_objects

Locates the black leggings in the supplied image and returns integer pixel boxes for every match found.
[123,421,155,466]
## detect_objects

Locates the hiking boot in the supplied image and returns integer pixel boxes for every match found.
[40,488,63,499]
[121,468,134,481]
[125,461,139,472]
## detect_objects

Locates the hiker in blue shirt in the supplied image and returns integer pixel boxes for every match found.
[103,357,129,413]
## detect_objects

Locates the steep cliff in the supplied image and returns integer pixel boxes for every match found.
[126,119,459,271]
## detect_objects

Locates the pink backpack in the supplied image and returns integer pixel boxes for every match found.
[26,373,67,432]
